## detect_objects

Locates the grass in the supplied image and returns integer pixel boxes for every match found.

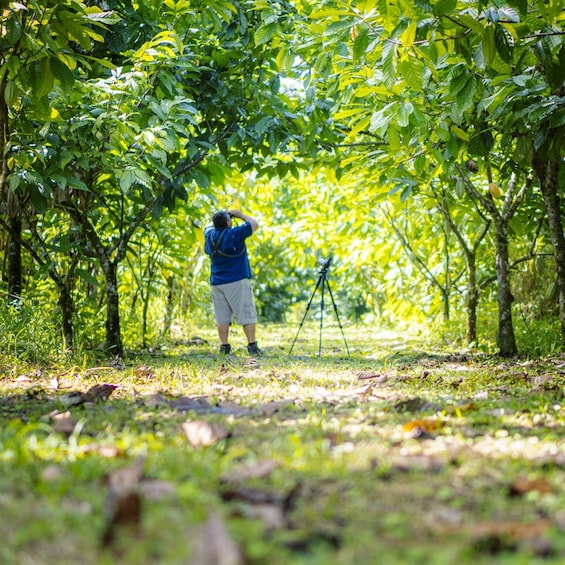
[2,322,565,564]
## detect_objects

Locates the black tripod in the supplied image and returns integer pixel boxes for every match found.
[289,258,350,357]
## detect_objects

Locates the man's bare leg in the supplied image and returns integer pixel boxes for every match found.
[217,323,230,345]
[243,323,256,344]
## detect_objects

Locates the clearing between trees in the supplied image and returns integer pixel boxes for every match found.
[1,325,565,564]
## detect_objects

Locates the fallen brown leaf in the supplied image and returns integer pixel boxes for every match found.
[102,457,145,547]
[134,364,154,379]
[51,411,78,435]
[84,383,118,402]
[509,475,553,497]
[41,464,64,482]
[357,372,388,384]
[243,503,286,531]
[192,512,243,565]
[139,479,176,500]
[353,383,373,397]
[402,418,443,436]
[222,459,279,483]
[243,358,260,368]
[182,420,230,447]
[470,518,552,540]
[259,400,294,417]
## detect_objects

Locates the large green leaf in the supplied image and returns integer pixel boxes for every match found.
[50,58,75,90]
[494,24,513,63]
[382,41,397,86]
[399,58,424,91]
[29,60,55,100]
[255,22,278,46]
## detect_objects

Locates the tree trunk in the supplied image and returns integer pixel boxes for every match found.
[58,282,74,349]
[493,218,517,356]
[535,156,565,341]
[104,262,123,358]
[142,287,149,348]
[7,215,22,299]
[162,275,175,339]
[466,252,478,345]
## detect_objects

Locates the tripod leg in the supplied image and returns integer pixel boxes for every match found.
[319,274,325,356]
[289,274,323,355]
[324,278,351,357]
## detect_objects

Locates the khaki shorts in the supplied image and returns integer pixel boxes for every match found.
[211,279,257,326]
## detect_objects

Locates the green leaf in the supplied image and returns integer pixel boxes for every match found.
[255,22,277,46]
[50,58,75,90]
[494,24,513,63]
[451,125,469,142]
[76,268,100,287]
[449,67,470,97]
[399,58,424,90]
[388,125,400,152]
[457,14,486,34]
[549,107,565,129]
[3,16,22,44]
[433,0,457,16]
[190,168,211,189]
[353,27,370,61]
[400,22,417,48]
[484,7,500,23]
[455,74,477,114]
[382,42,397,86]
[498,6,520,23]
[481,26,496,64]
[546,45,565,91]
[397,101,413,128]
[370,103,395,133]
[119,168,136,193]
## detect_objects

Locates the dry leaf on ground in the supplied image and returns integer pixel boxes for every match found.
[51,411,78,434]
[222,459,279,483]
[259,400,294,416]
[402,418,444,437]
[509,475,553,497]
[357,372,388,384]
[102,457,145,547]
[134,364,154,379]
[182,420,230,447]
[243,503,286,531]
[191,512,243,565]
[139,479,176,500]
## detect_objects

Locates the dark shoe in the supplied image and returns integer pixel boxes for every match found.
[219,344,231,355]
[247,342,264,356]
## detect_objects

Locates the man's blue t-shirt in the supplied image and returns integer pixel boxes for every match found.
[204,221,253,285]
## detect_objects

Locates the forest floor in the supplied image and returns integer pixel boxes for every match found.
[1,323,565,564]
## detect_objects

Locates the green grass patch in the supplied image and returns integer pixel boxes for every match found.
[2,323,565,564]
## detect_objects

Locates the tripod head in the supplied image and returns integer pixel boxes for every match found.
[318,257,332,275]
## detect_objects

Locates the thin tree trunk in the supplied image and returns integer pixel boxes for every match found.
[493,218,517,356]
[59,282,74,349]
[7,215,22,298]
[104,261,123,357]
[467,252,478,345]
[142,287,149,348]
[535,156,565,341]
[162,275,175,339]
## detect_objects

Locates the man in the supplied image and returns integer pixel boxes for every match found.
[204,209,263,356]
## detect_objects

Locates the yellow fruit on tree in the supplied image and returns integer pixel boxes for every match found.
[489,183,501,198]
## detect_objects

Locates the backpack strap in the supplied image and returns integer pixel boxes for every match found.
[211,230,225,257]
[211,230,246,258]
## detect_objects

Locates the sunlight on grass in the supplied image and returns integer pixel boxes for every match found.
[2,324,565,563]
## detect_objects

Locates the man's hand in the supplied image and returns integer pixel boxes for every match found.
[228,210,259,232]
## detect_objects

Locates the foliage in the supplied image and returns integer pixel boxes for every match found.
[0,295,63,363]
[0,0,564,357]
